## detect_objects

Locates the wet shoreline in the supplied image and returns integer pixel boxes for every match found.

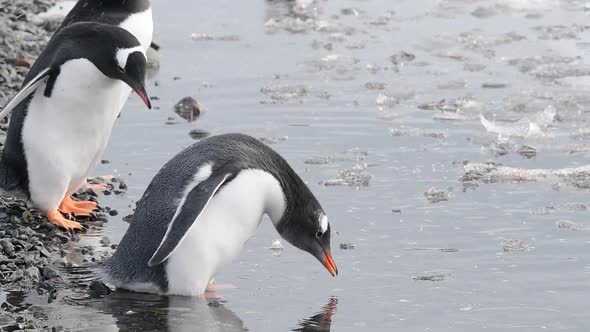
[0,2,123,330]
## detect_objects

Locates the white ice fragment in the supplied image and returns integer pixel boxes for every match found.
[270,239,285,250]
[462,162,590,188]
[479,105,555,139]
[269,240,284,256]
[556,76,590,89]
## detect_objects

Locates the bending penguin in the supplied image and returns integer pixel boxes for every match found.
[0,22,152,230]
[100,133,338,296]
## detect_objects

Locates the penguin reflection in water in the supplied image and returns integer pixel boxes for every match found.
[0,22,152,230]
[100,134,338,296]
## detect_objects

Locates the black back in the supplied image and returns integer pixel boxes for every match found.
[60,0,151,30]
[0,23,142,196]
[102,133,321,291]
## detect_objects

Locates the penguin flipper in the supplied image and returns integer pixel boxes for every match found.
[148,172,233,267]
[0,67,52,121]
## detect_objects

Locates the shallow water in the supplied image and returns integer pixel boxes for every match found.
[8,0,590,330]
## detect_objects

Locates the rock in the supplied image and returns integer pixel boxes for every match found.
[24,267,41,281]
[188,129,211,140]
[42,266,60,279]
[0,238,15,257]
[100,237,111,247]
[10,269,24,282]
[339,243,356,250]
[174,97,202,122]
[413,271,453,281]
[88,280,112,298]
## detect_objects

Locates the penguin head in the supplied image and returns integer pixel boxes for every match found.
[111,47,151,109]
[275,184,338,277]
[45,23,152,109]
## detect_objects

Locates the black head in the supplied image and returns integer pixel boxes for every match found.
[269,154,338,277]
[46,22,151,108]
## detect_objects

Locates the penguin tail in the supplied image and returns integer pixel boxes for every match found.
[96,258,164,294]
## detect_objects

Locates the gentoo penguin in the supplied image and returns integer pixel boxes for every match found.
[0,22,152,230]
[100,133,338,296]
[26,0,154,128]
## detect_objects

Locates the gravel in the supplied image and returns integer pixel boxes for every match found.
[0,2,122,330]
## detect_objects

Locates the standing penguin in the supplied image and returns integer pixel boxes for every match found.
[100,133,338,296]
[0,22,152,230]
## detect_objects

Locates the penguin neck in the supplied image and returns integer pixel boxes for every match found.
[250,169,286,226]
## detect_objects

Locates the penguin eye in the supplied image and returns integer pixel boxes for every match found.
[117,65,126,73]
[316,230,323,238]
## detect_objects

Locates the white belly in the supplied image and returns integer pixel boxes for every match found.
[165,169,284,296]
[23,59,129,211]
[120,8,153,52]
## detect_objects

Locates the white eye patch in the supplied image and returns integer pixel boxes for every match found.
[115,46,145,69]
[319,215,328,233]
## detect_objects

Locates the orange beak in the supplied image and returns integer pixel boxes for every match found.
[323,251,338,276]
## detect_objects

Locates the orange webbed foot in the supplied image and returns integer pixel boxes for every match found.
[206,282,237,293]
[47,211,83,231]
[59,196,97,216]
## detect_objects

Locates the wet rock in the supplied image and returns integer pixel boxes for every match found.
[339,243,356,250]
[424,187,449,203]
[100,237,111,247]
[390,51,415,70]
[174,97,202,122]
[88,280,112,298]
[189,129,211,140]
[10,269,24,282]
[482,82,507,89]
[42,266,60,279]
[0,238,15,257]
[413,271,452,281]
